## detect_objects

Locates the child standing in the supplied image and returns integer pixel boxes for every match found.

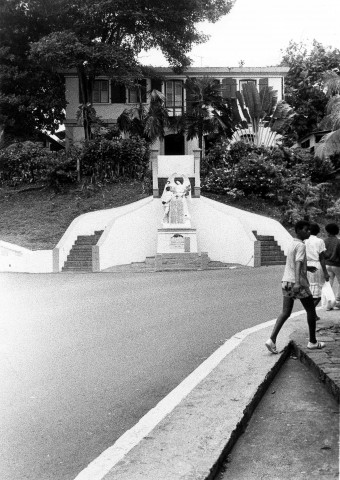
[324,223,340,308]
[305,223,330,316]
[265,220,325,354]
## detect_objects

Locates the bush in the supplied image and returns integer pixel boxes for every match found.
[202,146,286,200]
[81,136,150,182]
[0,141,77,188]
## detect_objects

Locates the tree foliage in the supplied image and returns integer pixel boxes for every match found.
[315,71,340,159]
[0,0,67,144]
[280,40,340,142]
[117,88,170,143]
[183,76,236,150]
[0,0,234,143]
[230,83,294,147]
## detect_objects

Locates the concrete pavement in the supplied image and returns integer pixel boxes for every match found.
[75,308,340,480]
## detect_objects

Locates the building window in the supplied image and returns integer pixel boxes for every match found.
[127,80,147,104]
[93,80,109,103]
[239,79,257,91]
[165,80,184,116]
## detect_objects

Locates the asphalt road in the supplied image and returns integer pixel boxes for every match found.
[0,266,302,480]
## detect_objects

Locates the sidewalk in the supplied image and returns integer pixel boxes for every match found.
[78,309,340,480]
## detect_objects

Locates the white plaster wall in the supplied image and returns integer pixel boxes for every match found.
[0,241,53,273]
[190,200,255,265]
[65,76,79,119]
[98,198,163,269]
[199,196,292,254]
[65,76,129,123]
[268,77,283,100]
[55,197,152,270]
[158,155,195,177]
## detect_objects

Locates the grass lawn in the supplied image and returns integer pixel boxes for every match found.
[1,180,338,250]
[0,181,149,250]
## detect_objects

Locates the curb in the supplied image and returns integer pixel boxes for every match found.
[74,313,339,480]
[291,340,340,404]
[204,343,291,480]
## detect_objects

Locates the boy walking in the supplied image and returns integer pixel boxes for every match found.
[265,220,325,354]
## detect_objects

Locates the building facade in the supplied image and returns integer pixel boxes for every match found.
[64,66,289,152]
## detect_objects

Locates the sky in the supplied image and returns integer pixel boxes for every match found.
[138,0,340,68]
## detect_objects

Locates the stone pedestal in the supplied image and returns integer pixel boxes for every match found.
[157,227,198,254]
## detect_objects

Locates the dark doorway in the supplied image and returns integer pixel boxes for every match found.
[164,134,185,155]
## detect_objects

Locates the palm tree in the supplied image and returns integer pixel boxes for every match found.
[170,77,235,155]
[117,88,170,143]
[315,71,340,159]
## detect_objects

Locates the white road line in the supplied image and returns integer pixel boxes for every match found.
[73,310,306,480]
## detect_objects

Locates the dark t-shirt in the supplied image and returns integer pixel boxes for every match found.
[324,236,340,266]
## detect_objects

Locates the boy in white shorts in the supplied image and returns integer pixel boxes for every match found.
[265,220,325,354]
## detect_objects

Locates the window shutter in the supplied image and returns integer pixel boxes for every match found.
[111,83,126,103]
[151,79,162,92]
[93,80,100,103]
[140,79,147,103]
[222,78,237,99]
[79,79,84,103]
[186,77,196,113]
[259,78,268,92]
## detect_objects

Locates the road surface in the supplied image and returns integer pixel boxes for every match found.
[0,266,301,480]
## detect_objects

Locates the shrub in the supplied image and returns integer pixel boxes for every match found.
[202,146,286,200]
[280,181,331,225]
[81,136,150,182]
[0,141,79,190]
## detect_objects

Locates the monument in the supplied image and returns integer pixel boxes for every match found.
[152,153,201,256]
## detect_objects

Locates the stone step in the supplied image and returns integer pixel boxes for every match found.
[259,240,278,247]
[260,250,285,257]
[261,260,286,265]
[64,260,93,267]
[260,245,283,252]
[261,259,286,264]
[75,238,98,245]
[256,235,275,241]
[62,266,92,272]
[71,245,93,251]
[67,255,92,262]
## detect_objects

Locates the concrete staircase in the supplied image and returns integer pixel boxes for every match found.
[102,256,240,273]
[253,232,286,266]
[155,252,209,271]
[62,230,103,272]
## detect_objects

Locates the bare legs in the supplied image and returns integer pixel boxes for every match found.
[270,295,317,345]
[270,296,294,344]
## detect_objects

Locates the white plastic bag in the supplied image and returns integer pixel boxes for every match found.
[321,281,336,310]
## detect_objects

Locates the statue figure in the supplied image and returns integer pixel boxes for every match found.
[161,173,191,226]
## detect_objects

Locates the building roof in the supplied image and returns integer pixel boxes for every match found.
[62,66,289,77]
[153,66,289,75]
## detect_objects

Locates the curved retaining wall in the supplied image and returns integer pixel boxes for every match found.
[0,241,53,273]
[0,196,292,272]
[54,197,152,271]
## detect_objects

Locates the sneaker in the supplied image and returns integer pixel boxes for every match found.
[265,339,278,354]
[307,341,325,350]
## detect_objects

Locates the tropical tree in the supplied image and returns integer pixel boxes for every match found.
[170,76,236,155]
[280,40,340,143]
[230,83,295,147]
[117,87,170,143]
[0,0,66,145]
[28,0,234,139]
[315,71,340,159]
